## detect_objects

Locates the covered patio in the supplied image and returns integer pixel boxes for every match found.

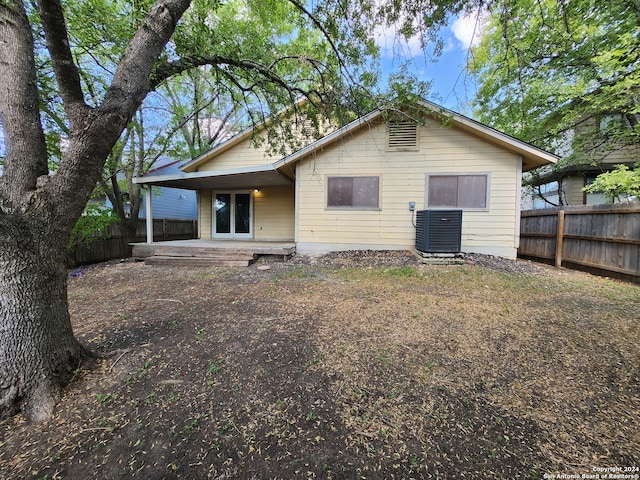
[133,163,296,247]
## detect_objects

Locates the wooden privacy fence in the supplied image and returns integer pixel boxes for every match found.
[519,204,640,281]
[70,218,198,266]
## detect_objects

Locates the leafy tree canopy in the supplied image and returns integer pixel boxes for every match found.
[469,0,640,167]
[583,163,640,203]
[34,0,476,168]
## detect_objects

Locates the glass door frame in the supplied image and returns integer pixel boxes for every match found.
[212,190,254,240]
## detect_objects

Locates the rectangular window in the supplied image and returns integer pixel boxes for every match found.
[427,174,488,209]
[598,113,639,134]
[328,176,379,209]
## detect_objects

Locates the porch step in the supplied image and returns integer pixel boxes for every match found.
[134,245,258,258]
[131,241,296,267]
[144,255,253,267]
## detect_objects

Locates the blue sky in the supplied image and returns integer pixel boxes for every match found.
[376,9,485,114]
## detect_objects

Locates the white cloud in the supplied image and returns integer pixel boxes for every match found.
[451,9,487,50]
[374,7,487,60]
[375,25,424,59]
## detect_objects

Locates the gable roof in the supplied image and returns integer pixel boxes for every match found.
[133,99,558,190]
[180,96,311,173]
[274,100,558,172]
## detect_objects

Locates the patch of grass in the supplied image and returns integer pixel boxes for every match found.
[384,266,421,278]
[124,358,152,385]
[95,392,115,405]
[299,350,326,372]
[13,255,639,479]
[376,350,392,369]
[218,421,234,435]
[208,358,224,374]
[424,360,437,370]
[274,266,316,281]
[206,358,224,386]
[195,328,206,342]
[184,419,198,433]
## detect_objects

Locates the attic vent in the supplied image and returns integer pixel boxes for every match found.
[387,120,418,151]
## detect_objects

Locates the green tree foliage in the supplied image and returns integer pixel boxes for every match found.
[470,0,640,166]
[69,204,119,247]
[583,163,640,204]
[36,0,476,242]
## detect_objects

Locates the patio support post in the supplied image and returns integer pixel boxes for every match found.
[145,186,153,244]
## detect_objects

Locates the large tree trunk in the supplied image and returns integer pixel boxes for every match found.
[0,0,190,421]
[0,215,93,422]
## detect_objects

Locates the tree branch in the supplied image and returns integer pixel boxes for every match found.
[104,0,191,113]
[37,0,89,128]
[151,55,328,117]
[0,0,49,206]
[286,0,352,79]
[47,0,193,231]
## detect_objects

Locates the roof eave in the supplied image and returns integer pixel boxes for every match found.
[134,164,293,190]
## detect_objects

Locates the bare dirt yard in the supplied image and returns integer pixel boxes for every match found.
[1,251,639,479]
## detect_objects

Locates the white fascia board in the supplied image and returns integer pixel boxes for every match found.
[133,163,276,184]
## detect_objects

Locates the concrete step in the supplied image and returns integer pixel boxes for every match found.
[144,256,252,267]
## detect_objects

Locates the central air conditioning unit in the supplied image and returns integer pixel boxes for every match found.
[415,209,463,253]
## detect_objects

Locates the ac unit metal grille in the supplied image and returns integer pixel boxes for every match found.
[415,209,462,253]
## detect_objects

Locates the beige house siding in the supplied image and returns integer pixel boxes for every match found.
[295,118,521,258]
[198,136,278,171]
[194,119,334,172]
[198,190,212,239]
[574,117,640,165]
[563,176,586,205]
[254,186,295,240]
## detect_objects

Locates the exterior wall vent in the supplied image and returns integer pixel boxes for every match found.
[415,209,463,253]
[387,120,418,151]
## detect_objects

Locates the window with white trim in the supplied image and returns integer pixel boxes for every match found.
[327,176,380,209]
[427,174,488,209]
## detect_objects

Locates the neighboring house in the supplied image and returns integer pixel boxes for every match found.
[134,100,558,259]
[107,160,198,220]
[525,114,639,208]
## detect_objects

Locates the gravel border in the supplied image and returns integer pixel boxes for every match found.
[287,249,549,275]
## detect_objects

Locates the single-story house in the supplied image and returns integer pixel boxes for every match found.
[133,100,558,259]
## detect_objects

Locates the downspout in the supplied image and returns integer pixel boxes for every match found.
[294,162,300,244]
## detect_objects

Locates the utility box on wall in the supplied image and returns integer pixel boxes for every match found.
[415,209,463,253]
